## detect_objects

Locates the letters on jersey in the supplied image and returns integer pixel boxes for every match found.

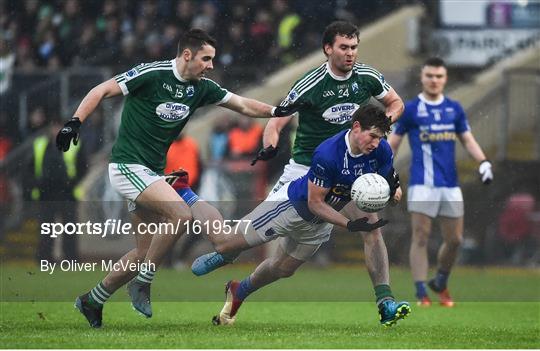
[392,94,470,187]
[280,62,392,166]
[287,129,393,222]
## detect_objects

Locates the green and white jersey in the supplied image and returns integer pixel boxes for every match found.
[282,62,391,166]
[111,59,231,173]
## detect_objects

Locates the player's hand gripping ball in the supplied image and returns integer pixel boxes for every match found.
[350,173,391,213]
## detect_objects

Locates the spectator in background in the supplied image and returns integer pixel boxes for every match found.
[27,119,87,262]
[175,0,195,33]
[165,133,202,190]
[191,1,217,34]
[28,106,47,134]
[0,114,12,243]
[249,9,274,68]
[0,36,15,95]
[72,22,102,65]
[228,118,263,159]
[498,193,536,264]
[209,117,231,161]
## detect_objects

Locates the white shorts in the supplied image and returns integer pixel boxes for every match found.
[109,163,163,210]
[267,159,309,197]
[245,182,333,249]
[407,185,464,218]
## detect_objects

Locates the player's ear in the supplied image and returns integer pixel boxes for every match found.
[323,43,332,56]
[182,48,192,61]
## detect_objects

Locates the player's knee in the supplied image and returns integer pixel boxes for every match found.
[446,235,463,248]
[412,229,430,247]
[166,207,193,226]
[362,230,382,244]
[414,237,429,248]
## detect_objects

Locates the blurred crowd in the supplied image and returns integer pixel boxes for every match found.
[0,0,402,79]
[0,0,404,150]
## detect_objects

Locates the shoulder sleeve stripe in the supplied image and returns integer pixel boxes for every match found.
[115,67,171,84]
[114,67,171,94]
[290,63,326,93]
[355,67,383,77]
[354,70,391,91]
[137,62,172,73]
[294,69,327,97]
[354,64,383,76]
[292,73,327,101]
[201,77,222,87]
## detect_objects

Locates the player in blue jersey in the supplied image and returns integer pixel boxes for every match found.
[388,57,493,307]
[186,105,410,327]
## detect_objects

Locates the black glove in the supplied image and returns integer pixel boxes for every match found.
[347,217,389,232]
[272,101,311,117]
[56,117,81,152]
[385,167,400,198]
[251,145,279,166]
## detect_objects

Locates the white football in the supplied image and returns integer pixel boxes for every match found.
[350,173,390,213]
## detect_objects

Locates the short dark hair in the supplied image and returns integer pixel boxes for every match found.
[352,104,391,135]
[177,28,217,56]
[423,57,446,68]
[321,21,359,54]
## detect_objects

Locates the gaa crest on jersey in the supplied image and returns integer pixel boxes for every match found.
[351,82,359,94]
[287,90,299,102]
[186,85,195,97]
[124,68,140,80]
[322,103,359,124]
[155,102,190,122]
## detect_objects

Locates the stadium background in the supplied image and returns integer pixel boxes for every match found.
[0,0,539,348]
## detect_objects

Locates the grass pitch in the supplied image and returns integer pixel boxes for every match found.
[0,265,539,348]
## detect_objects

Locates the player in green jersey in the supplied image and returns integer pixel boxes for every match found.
[252,21,404,188]
[55,29,302,328]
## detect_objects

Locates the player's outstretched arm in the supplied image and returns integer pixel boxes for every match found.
[220,94,274,118]
[222,94,308,119]
[56,78,122,152]
[387,134,403,156]
[250,115,294,165]
[379,88,404,123]
[73,78,123,123]
[458,131,493,184]
[263,115,293,148]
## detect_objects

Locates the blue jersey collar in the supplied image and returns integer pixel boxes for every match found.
[345,130,363,158]
[419,93,444,106]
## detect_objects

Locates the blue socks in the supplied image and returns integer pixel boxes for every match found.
[434,269,450,290]
[176,188,199,207]
[415,281,427,298]
[236,276,258,301]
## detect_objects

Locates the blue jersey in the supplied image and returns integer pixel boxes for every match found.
[393,94,470,187]
[287,130,393,221]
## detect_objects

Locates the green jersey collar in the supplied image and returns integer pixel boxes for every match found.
[172,58,188,83]
[326,62,353,81]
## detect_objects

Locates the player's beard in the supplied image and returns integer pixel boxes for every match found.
[338,58,355,74]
